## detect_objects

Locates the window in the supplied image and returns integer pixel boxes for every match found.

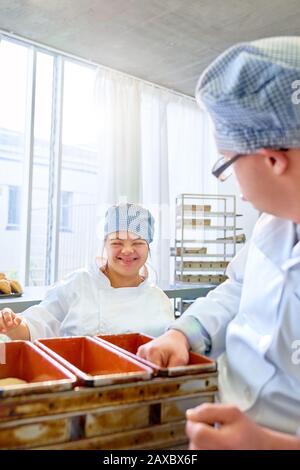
[0,39,30,279]
[60,191,73,232]
[7,185,20,229]
[0,37,98,286]
[57,60,99,280]
[29,51,54,286]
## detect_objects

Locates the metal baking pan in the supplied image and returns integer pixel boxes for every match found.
[0,293,22,298]
[95,333,217,377]
[0,340,76,397]
[35,336,153,386]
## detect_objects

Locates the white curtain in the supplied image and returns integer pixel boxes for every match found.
[94,68,218,282]
[166,98,218,282]
[140,85,171,283]
[167,98,218,199]
[94,68,142,208]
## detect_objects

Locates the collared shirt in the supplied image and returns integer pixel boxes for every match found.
[170,214,300,434]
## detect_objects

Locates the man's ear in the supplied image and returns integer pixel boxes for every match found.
[259,148,289,176]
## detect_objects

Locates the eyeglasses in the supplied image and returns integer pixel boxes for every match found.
[212,148,289,181]
[212,153,247,181]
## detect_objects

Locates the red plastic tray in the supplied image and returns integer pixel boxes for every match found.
[35,336,153,386]
[0,341,76,397]
[95,333,217,376]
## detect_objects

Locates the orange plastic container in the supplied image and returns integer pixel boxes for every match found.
[35,336,153,386]
[0,341,76,397]
[96,333,217,376]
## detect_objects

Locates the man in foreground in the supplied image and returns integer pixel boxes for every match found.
[138,37,300,449]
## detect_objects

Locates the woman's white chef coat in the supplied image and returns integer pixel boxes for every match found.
[176,213,300,434]
[20,262,174,340]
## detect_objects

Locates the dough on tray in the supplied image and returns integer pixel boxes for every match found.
[0,377,27,387]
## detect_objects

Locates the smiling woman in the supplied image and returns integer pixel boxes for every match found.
[103,233,149,287]
[100,203,154,288]
[0,203,175,341]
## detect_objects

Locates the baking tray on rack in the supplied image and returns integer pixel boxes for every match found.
[95,333,217,377]
[0,293,22,298]
[35,336,153,386]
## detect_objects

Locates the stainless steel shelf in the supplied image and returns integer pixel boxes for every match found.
[176,212,243,217]
[175,239,244,244]
[171,253,233,258]
[174,194,245,287]
[176,267,228,272]
[176,225,243,231]
[176,261,229,270]
[175,274,228,283]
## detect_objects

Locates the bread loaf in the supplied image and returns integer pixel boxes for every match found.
[0,279,11,295]
[0,377,27,387]
[9,280,23,294]
[0,274,23,295]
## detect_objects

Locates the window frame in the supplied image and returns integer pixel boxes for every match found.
[6,185,21,230]
[0,33,97,286]
[60,191,73,233]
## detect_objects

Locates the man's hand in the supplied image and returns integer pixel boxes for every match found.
[137,329,190,367]
[0,308,22,333]
[186,403,300,450]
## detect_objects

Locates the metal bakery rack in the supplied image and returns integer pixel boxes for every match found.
[172,194,245,285]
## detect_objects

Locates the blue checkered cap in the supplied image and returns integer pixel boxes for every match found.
[104,204,155,244]
[196,37,300,153]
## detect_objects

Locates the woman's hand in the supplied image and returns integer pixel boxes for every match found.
[0,308,22,333]
[0,308,30,340]
[186,403,300,450]
[137,329,190,367]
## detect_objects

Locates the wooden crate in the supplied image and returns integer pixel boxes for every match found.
[0,372,218,449]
